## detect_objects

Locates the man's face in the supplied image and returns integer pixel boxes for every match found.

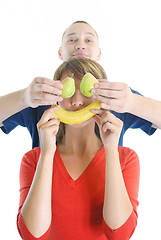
[58,23,101,61]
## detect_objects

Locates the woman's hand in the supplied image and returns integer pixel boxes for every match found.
[92,110,123,148]
[37,106,60,155]
[23,77,63,108]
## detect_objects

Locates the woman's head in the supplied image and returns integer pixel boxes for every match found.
[53,57,107,81]
[54,57,107,144]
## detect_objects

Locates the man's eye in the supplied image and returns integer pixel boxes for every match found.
[86,39,93,43]
[68,39,77,43]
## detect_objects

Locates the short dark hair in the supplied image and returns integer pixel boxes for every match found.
[62,21,98,40]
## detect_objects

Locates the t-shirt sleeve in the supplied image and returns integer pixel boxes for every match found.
[126,89,156,135]
[124,112,156,135]
[0,106,38,134]
[1,111,27,134]
[17,214,50,240]
[17,214,51,240]
[103,211,137,240]
[1,106,50,148]
[103,148,140,240]
[17,148,51,240]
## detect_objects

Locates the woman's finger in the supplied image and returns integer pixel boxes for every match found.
[91,108,106,117]
[37,106,60,129]
[92,114,101,127]
[40,118,60,129]
[101,112,123,131]
[102,121,120,133]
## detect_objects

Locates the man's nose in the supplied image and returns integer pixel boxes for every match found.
[75,45,85,50]
[75,40,85,50]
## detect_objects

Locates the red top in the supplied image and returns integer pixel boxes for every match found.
[17,146,140,240]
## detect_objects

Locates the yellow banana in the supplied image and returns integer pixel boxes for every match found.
[53,101,101,124]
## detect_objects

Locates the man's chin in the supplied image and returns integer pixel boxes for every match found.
[72,54,89,59]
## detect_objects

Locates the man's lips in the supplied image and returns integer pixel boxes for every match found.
[73,52,89,58]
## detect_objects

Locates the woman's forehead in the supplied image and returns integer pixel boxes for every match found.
[60,71,82,80]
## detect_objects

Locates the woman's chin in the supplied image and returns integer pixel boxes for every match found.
[68,118,93,128]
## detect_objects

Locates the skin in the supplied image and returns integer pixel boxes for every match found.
[58,22,101,61]
[0,22,161,128]
[21,75,133,237]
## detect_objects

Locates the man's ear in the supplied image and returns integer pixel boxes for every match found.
[58,47,63,60]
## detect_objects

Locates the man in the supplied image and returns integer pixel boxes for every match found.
[0,21,160,147]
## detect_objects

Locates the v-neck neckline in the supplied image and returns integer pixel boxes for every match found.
[55,146,104,188]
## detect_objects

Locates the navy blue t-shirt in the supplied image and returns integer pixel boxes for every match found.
[1,90,156,148]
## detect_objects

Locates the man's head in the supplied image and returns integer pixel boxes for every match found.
[58,21,101,62]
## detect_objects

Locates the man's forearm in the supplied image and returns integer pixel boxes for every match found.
[130,94,161,128]
[0,89,28,124]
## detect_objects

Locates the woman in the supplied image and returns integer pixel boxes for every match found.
[17,58,140,240]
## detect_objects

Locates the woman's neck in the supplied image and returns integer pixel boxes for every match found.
[59,123,102,155]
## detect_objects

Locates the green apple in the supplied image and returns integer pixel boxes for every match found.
[80,73,98,97]
[61,77,75,98]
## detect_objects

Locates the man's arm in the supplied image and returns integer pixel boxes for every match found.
[92,80,161,128]
[0,89,27,125]
[129,94,161,129]
[0,77,63,125]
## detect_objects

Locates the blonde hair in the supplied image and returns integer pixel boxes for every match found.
[54,57,107,144]
[53,57,107,81]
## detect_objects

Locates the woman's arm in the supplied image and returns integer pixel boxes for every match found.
[21,152,54,238]
[0,77,63,125]
[103,148,133,230]
[103,148,139,240]
[20,106,60,238]
[93,111,139,231]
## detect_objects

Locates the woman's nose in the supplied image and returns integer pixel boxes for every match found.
[71,90,83,107]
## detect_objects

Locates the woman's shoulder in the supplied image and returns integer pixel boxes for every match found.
[118,146,140,168]
[22,147,41,166]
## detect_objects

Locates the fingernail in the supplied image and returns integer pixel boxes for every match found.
[58,84,63,89]
[101,103,106,108]
[58,90,62,94]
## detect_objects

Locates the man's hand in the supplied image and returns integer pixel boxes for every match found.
[23,77,63,108]
[92,80,134,113]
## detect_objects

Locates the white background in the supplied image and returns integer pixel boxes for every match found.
[0,0,161,239]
